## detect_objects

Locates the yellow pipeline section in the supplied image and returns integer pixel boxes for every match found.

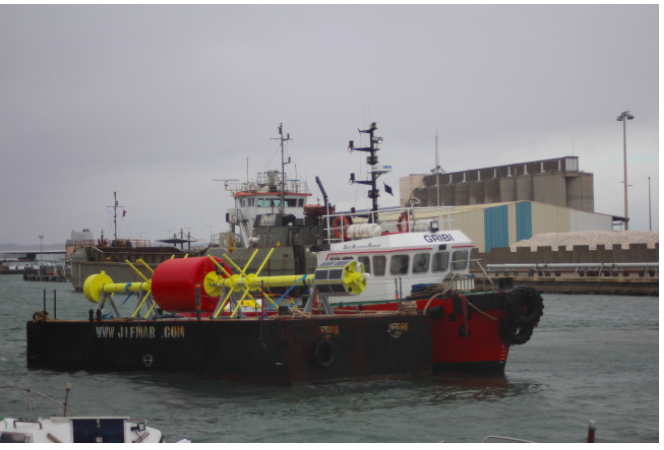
[83,271,150,304]
[203,256,366,296]
[82,254,367,319]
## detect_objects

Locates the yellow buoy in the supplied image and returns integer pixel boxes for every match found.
[82,271,114,304]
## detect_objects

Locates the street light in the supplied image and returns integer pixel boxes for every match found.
[616,110,634,230]
[648,176,652,231]
[39,235,44,254]
[205,224,217,244]
[430,129,444,206]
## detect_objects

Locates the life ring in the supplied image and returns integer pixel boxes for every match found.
[499,285,544,345]
[333,216,350,240]
[397,212,409,233]
[312,340,336,368]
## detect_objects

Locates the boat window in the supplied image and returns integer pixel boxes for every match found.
[390,254,409,275]
[432,252,449,272]
[257,198,265,207]
[451,250,469,271]
[298,198,304,207]
[329,256,354,261]
[285,198,297,207]
[412,253,430,273]
[372,255,386,276]
[358,256,371,274]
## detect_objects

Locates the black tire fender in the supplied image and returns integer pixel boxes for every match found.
[504,285,544,327]
[499,319,535,345]
[312,339,336,368]
[500,285,544,345]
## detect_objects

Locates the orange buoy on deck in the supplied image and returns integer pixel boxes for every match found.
[152,257,232,313]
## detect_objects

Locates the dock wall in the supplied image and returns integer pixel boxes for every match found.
[472,243,659,265]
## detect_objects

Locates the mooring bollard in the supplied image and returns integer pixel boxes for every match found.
[587,420,596,443]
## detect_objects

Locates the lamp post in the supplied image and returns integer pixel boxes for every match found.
[431,129,444,206]
[616,110,634,230]
[648,176,652,231]
[39,235,43,255]
[205,224,217,244]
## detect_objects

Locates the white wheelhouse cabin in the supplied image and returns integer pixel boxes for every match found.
[224,171,312,247]
[314,207,477,304]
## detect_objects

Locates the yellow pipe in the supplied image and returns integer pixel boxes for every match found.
[212,289,234,319]
[262,292,276,307]
[255,248,275,277]
[145,300,157,317]
[222,253,253,278]
[207,255,233,278]
[102,281,150,294]
[131,289,152,318]
[125,260,150,283]
[136,259,155,275]
[230,288,252,318]
[230,298,244,319]
[221,274,312,291]
[243,249,260,273]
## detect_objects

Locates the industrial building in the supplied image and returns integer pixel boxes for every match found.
[400,156,594,212]
[382,200,615,253]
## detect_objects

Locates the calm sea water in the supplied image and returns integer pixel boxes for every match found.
[0,275,658,443]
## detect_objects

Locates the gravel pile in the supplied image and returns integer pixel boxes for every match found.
[511,230,659,251]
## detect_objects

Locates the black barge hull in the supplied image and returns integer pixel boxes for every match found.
[27,314,432,385]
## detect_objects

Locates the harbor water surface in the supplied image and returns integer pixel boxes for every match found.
[0,276,658,443]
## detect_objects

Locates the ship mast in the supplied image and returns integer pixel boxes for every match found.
[107,192,124,243]
[348,122,384,223]
[271,123,292,213]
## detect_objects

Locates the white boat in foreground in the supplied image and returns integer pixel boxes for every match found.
[0,385,185,443]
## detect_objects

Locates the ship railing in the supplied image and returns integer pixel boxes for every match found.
[226,177,310,195]
[71,239,151,248]
[321,205,456,244]
[486,262,659,278]
[235,208,251,248]
[471,259,494,292]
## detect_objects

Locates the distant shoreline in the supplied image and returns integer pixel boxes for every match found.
[0,244,65,251]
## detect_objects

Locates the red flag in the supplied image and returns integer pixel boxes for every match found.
[123,210,127,217]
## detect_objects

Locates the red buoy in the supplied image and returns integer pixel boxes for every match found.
[152,257,232,313]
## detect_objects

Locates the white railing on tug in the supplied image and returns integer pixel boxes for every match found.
[321,206,457,245]
[225,177,310,195]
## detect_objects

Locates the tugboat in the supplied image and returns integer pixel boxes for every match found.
[303,122,544,370]
[207,123,338,279]
[27,122,543,383]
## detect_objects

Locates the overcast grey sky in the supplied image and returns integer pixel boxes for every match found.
[0,4,658,246]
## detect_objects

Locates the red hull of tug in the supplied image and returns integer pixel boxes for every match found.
[336,295,510,372]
